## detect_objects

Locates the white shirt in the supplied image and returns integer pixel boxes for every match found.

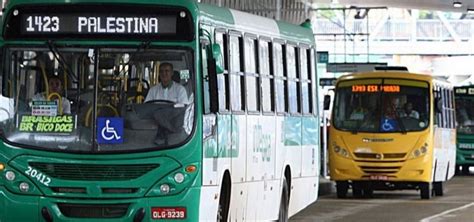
[400,110,419,119]
[145,82,189,104]
[32,93,71,114]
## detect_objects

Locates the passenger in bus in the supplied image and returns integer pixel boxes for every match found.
[400,102,419,119]
[144,62,189,104]
[32,76,71,115]
[349,98,367,120]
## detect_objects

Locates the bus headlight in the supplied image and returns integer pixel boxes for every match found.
[333,144,350,158]
[19,182,30,192]
[174,173,185,184]
[5,171,16,181]
[160,184,170,194]
[410,143,428,159]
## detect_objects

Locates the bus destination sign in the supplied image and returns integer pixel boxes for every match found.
[5,5,193,40]
[352,85,400,93]
[21,14,175,35]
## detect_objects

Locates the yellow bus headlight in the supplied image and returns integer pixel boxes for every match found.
[409,143,428,159]
[333,144,350,158]
[0,163,5,171]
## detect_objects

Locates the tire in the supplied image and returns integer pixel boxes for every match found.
[433,182,444,196]
[455,165,460,175]
[352,182,363,198]
[462,166,470,175]
[362,183,373,198]
[336,181,349,198]
[277,178,289,222]
[217,181,230,222]
[420,182,432,199]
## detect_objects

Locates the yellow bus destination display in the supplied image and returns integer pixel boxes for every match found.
[351,85,400,93]
[19,115,75,133]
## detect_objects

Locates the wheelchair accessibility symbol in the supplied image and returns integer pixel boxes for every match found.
[381,118,396,132]
[97,117,123,144]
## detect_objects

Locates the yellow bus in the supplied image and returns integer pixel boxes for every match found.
[329,71,456,199]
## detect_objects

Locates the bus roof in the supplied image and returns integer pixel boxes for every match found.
[337,71,435,83]
[197,3,314,45]
[336,71,453,88]
[3,0,314,45]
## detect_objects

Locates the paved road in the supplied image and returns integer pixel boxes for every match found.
[291,173,474,222]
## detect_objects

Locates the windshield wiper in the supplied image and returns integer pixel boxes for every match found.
[394,111,407,134]
[351,120,363,134]
[46,40,78,83]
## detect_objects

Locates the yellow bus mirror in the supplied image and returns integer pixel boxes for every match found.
[211,43,224,74]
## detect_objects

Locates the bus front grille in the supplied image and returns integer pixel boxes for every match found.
[354,152,406,160]
[359,166,401,174]
[58,203,129,218]
[29,162,159,181]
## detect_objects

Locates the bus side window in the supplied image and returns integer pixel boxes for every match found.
[259,38,274,113]
[215,30,229,111]
[286,44,299,115]
[274,41,286,114]
[244,35,259,113]
[299,46,310,115]
[201,39,211,114]
[229,33,244,112]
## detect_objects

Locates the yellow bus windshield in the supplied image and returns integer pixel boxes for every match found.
[333,78,429,133]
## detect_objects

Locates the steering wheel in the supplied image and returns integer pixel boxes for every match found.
[0,108,11,121]
[145,99,175,104]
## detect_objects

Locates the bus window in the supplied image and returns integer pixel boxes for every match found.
[215,31,229,111]
[274,42,286,114]
[259,39,274,113]
[244,36,259,113]
[286,45,299,114]
[300,47,311,115]
[229,34,244,112]
[2,47,195,152]
[333,79,430,133]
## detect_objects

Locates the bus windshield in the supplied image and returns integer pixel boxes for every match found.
[455,94,474,134]
[0,46,195,152]
[333,78,430,133]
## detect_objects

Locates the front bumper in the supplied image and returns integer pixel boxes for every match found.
[0,186,200,222]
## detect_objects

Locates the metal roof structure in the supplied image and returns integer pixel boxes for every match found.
[200,0,474,24]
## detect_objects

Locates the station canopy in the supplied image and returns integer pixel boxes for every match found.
[200,0,474,24]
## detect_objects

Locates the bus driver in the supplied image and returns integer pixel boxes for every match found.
[145,62,190,145]
[144,62,189,104]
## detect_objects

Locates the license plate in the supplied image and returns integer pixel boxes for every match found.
[151,207,186,219]
[370,175,388,180]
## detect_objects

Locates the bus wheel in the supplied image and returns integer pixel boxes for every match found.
[278,178,289,222]
[217,176,231,222]
[433,182,444,196]
[352,182,363,198]
[336,181,348,198]
[462,166,470,175]
[455,165,460,175]
[420,182,432,199]
[362,183,373,198]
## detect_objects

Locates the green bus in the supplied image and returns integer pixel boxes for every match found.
[454,86,474,175]
[0,0,320,221]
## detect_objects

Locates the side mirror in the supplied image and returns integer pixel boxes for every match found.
[323,95,331,110]
[211,43,224,74]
